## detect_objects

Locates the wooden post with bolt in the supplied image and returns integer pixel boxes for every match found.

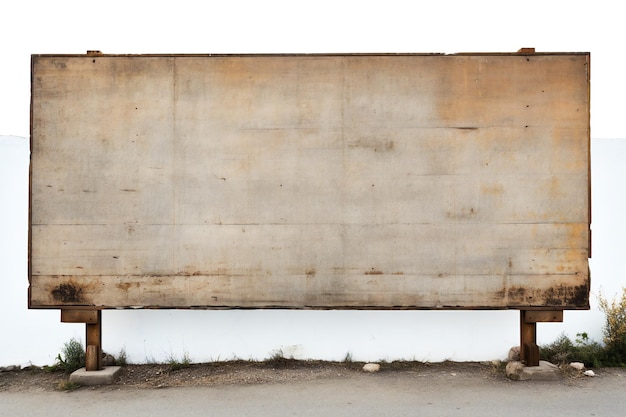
[520,310,563,366]
[61,309,102,371]
[520,310,539,366]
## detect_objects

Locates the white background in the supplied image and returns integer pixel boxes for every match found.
[1,0,625,366]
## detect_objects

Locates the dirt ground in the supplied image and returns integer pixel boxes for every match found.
[3,359,614,393]
[0,360,512,391]
[4,360,626,417]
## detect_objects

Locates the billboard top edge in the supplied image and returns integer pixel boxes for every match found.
[30,51,591,59]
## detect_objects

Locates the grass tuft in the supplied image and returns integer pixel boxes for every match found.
[167,352,192,371]
[116,347,128,367]
[57,380,82,391]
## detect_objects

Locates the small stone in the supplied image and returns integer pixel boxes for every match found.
[583,370,596,377]
[362,363,380,373]
[102,353,116,366]
[0,365,19,372]
[505,361,525,380]
[570,362,585,370]
[508,346,520,361]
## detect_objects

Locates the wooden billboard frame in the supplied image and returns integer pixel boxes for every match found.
[30,49,590,367]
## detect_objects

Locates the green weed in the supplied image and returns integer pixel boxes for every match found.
[57,380,82,391]
[540,289,626,367]
[167,352,192,371]
[116,347,128,367]
[598,289,626,365]
[55,338,86,374]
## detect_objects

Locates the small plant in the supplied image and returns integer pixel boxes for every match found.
[43,363,63,373]
[572,332,605,368]
[55,338,86,374]
[57,380,82,391]
[540,333,605,368]
[167,352,192,371]
[541,334,576,364]
[539,289,626,368]
[265,348,297,369]
[267,348,285,364]
[599,289,626,366]
[116,347,128,367]
[343,352,353,363]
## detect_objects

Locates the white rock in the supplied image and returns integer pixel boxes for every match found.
[362,363,381,373]
[570,362,585,370]
[583,370,596,377]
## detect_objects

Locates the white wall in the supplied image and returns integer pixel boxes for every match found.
[1,135,623,367]
[2,0,626,368]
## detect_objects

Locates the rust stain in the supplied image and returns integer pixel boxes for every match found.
[365,269,383,275]
[116,282,140,291]
[508,287,526,298]
[507,284,588,307]
[176,267,240,277]
[556,248,586,273]
[544,285,589,306]
[305,269,316,276]
[480,183,504,196]
[51,283,83,303]
[544,176,565,199]
[446,207,477,219]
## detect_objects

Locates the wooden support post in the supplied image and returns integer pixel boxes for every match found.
[520,310,540,366]
[85,310,102,371]
[520,310,563,366]
[61,309,103,371]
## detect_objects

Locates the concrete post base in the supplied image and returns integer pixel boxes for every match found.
[69,366,122,385]
[506,361,562,381]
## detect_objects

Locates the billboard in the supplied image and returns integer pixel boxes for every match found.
[29,52,590,310]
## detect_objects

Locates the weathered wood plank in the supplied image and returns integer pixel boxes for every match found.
[30,223,588,277]
[60,309,99,323]
[30,273,588,309]
[524,310,564,323]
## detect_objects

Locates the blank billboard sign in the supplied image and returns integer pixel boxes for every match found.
[29,52,590,310]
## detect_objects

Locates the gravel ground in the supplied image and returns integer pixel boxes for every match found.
[0,360,510,391]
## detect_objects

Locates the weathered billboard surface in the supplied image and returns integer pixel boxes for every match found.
[29,53,590,310]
